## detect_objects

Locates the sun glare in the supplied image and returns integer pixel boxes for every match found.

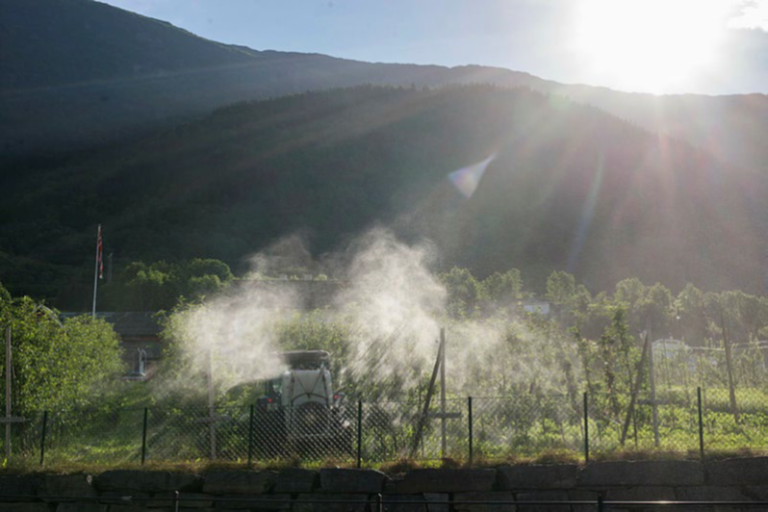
[573,0,731,93]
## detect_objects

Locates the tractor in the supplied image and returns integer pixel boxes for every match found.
[255,350,352,457]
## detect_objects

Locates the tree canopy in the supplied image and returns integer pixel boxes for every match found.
[0,281,124,414]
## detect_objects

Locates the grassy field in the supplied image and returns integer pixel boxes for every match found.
[2,386,765,471]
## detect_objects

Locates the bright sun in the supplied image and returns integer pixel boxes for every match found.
[573,0,731,93]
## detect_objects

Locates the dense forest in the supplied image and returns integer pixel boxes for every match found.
[2,85,766,306]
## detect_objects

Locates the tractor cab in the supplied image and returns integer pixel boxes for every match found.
[258,350,337,411]
[255,350,350,451]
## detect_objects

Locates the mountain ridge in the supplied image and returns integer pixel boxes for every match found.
[4,0,767,175]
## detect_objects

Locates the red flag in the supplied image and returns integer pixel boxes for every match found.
[97,225,104,279]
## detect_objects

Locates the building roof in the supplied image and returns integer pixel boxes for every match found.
[60,312,162,338]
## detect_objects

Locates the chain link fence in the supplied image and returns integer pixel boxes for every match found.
[472,394,583,461]
[1,385,766,466]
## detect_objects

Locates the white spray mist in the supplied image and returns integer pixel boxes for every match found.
[333,229,446,397]
[167,229,581,403]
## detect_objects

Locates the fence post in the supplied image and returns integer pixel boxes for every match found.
[697,386,705,460]
[39,410,48,466]
[248,404,255,467]
[583,391,589,464]
[356,400,363,469]
[141,407,149,465]
[467,396,473,466]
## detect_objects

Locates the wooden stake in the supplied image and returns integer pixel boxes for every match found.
[647,322,660,447]
[5,326,11,459]
[207,349,217,459]
[410,332,444,458]
[719,307,740,424]
[440,328,447,458]
[620,330,649,446]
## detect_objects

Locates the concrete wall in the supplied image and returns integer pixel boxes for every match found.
[0,457,765,511]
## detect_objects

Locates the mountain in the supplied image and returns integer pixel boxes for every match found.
[0,0,542,156]
[2,0,767,303]
[2,85,766,305]
[4,0,767,177]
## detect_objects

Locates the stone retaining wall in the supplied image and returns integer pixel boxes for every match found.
[0,458,765,511]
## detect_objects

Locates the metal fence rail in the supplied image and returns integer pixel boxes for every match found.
[1,385,766,466]
[1,492,767,511]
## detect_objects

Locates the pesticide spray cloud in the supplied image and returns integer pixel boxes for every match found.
[171,273,298,393]
[171,229,578,401]
[333,229,446,396]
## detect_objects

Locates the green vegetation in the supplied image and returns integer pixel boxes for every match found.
[2,85,765,307]
[0,281,124,416]
[98,258,235,311]
[4,267,759,468]
[1,251,765,469]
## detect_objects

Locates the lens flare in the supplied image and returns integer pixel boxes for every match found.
[567,154,605,272]
[448,153,497,199]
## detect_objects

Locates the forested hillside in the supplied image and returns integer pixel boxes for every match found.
[3,0,768,179]
[2,85,765,303]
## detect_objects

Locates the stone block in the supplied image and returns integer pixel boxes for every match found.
[497,465,578,490]
[293,493,369,512]
[274,468,318,493]
[675,486,749,502]
[319,469,387,494]
[39,474,97,502]
[383,479,401,494]
[605,487,677,512]
[380,493,449,512]
[108,506,151,512]
[381,494,428,512]
[0,505,51,512]
[146,493,212,508]
[578,461,704,487]
[214,494,290,510]
[0,475,40,501]
[202,472,276,495]
[742,487,768,501]
[453,491,516,512]
[705,457,768,486]
[567,489,599,512]
[57,504,108,512]
[98,492,149,506]
[606,487,676,501]
[424,493,450,512]
[96,471,201,493]
[515,490,569,512]
[393,469,497,494]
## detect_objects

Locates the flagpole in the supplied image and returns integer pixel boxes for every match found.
[92,224,101,317]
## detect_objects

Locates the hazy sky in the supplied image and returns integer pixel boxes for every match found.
[99,0,768,95]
